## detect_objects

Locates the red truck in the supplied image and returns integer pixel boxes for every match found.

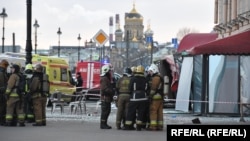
[75,61,121,100]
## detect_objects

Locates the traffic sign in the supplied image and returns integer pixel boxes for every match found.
[93,29,109,46]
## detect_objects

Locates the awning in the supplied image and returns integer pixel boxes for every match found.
[188,30,250,55]
[177,33,218,53]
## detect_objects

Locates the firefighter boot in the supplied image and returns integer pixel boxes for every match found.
[105,121,112,129]
[136,124,142,131]
[33,122,43,126]
[100,121,112,129]
[42,121,46,126]
[116,123,121,130]
[19,122,25,127]
[123,124,135,130]
[4,121,12,127]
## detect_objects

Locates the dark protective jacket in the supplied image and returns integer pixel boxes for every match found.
[0,67,8,94]
[76,76,83,92]
[129,73,149,101]
[100,74,114,102]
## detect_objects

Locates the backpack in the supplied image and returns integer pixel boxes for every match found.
[16,73,27,95]
[156,74,164,96]
[40,73,50,96]
[29,73,50,96]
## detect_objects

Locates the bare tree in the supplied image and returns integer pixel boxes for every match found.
[176,27,199,41]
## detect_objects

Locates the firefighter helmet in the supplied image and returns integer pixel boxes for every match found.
[25,63,33,71]
[148,64,159,74]
[136,65,144,74]
[123,67,132,76]
[131,66,136,73]
[0,59,9,69]
[34,63,43,72]
[11,64,20,73]
[100,64,110,76]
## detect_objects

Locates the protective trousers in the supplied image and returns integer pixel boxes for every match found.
[125,100,147,129]
[100,101,111,123]
[24,96,34,122]
[149,100,163,130]
[116,94,130,128]
[0,94,7,125]
[6,97,25,125]
[100,101,112,129]
[33,96,47,125]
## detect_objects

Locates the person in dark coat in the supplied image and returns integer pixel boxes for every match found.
[0,59,9,126]
[100,64,115,129]
[75,72,83,92]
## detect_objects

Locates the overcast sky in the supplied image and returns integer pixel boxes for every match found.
[0,0,215,50]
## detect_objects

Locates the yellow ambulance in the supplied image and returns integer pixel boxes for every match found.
[32,54,76,102]
[0,52,76,103]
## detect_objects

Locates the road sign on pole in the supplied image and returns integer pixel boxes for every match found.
[93,29,109,46]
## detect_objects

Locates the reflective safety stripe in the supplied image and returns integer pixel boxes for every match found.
[18,114,25,119]
[35,119,43,123]
[27,114,34,118]
[5,114,13,120]
[125,121,133,125]
[152,93,162,100]
[10,93,19,97]
[158,121,163,125]
[150,120,157,125]
[136,120,142,124]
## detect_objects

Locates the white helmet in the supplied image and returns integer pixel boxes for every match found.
[100,64,110,76]
[148,64,159,74]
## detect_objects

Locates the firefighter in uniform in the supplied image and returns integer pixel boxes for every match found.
[124,65,149,131]
[144,66,152,129]
[115,67,132,129]
[100,64,115,129]
[24,63,35,123]
[147,64,164,131]
[5,64,26,127]
[29,63,47,126]
[0,59,9,126]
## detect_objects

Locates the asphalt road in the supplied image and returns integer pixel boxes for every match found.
[1,100,250,141]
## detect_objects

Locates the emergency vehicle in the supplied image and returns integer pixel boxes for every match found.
[0,52,76,103]
[75,61,121,99]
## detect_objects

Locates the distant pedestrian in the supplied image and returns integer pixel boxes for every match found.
[75,72,83,92]
[100,64,115,129]
[71,72,83,102]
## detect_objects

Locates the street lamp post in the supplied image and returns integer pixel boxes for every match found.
[77,34,81,61]
[33,19,39,54]
[85,39,93,61]
[89,39,93,61]
[0,8,7,53]
[57,27,62,57]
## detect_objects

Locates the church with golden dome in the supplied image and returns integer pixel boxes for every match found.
[110,3,152,74]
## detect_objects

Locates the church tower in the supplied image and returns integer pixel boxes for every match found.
[115,14,123,42]
[124,3,144,42]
